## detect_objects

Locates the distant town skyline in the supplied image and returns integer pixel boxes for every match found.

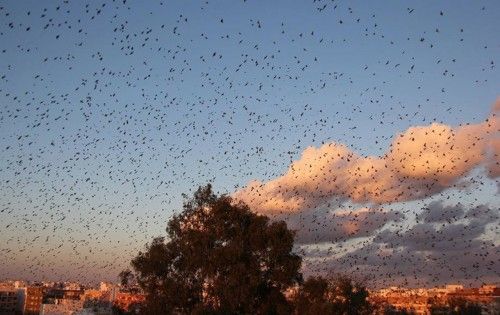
[1,279,499,315]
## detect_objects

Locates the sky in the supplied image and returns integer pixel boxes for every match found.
[0,0,499,288]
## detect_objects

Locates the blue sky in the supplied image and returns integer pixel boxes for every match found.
[0,0,498,285]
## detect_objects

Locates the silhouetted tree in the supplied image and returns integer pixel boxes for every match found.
[118,269,134,287]
[293,276,335,315]
[291,275,372,315]
[126,184,302,314]
[328,275,372,315]
[112,302,143,315]
[429,297,482,315]
[382,305,416,315]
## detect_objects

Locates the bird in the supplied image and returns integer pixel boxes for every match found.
[0,0,497,291]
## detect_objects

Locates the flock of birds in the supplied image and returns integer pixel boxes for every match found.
[0,0,498,288]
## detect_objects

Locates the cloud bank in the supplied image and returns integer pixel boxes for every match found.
[234,100,499,214]
[329,201,500,286]
[282,207,403,244]
[302,202,499,287]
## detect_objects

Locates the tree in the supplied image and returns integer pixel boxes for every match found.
[292,276,335,315]
[291,275,372,315]
[429,297,482,315]
[448,297,482,315]
[328,275,372,315]
[382,305,416,315]
[118,269,134,288]
[126,184,302,314]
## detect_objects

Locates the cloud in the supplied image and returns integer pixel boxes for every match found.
[465,203,499,223]
[486,136,500,178]
[302,203,499,287]
[281,207,403,244]
[417,200,464,223]
[374,203,498,252]
[234,100,499,214]
[325,241,500,288]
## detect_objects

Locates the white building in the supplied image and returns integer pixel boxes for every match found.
[41,299,84,315]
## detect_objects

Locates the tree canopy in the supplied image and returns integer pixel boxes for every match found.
[291,275,372,315]
[127,184,302,314]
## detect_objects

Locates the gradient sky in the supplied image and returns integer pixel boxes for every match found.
[0,0,498,287]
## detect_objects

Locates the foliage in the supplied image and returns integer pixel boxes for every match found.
[291,275,372,315]
[382,305,416,315]
[118,269,134,287]
[429,297,482,315]
[448,297,482,315]
[126,184,302,314]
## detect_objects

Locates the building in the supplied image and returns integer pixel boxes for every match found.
[112,292,144,313]
[372,284,500,315]
[97,283,118,303]
[0,288,18,315]
[445,284,463,293]
[98,283,114,293]
[479,284,497,295]
[44,289,83,302]
[41,299,84,315]
[24,287,43,315]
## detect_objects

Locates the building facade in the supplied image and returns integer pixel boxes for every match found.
[24,287,43,315]
[0,289,18,315]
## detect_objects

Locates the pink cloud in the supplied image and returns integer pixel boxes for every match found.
[234,100,499,214]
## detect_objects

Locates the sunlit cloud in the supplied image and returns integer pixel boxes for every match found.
[234,100,499,214]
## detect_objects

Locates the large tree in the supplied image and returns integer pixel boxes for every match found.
[126,184,302,314]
